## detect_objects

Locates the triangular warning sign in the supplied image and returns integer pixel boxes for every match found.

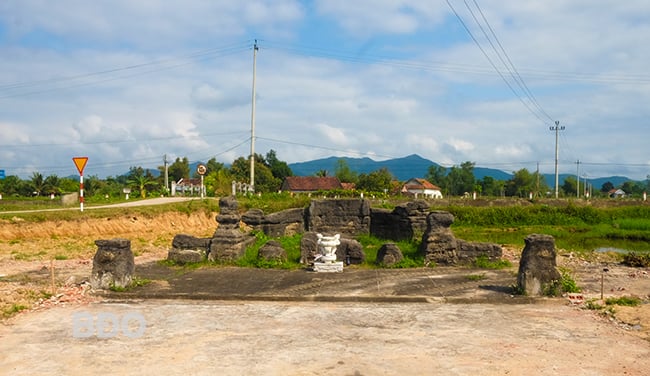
[72,157,88,175]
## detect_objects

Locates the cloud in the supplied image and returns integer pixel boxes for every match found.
[317,123,348,145]
[1,2,650,180]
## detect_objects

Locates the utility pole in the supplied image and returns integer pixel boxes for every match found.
[249,40,259,194]
[549,120,565,198]
[575,160,580,198]
[163,154,169,194]
[536,162,540,197]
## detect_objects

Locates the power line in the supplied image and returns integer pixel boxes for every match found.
[0,130,249,148]
[0,42,251,99]
[467,0,554,122]
[446,0,554,125]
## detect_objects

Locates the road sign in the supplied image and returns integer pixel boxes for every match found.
[72,157,88,175]
[196,164,207,175]
[0,169,5,179]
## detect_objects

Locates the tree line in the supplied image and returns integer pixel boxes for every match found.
[0,151,645,199]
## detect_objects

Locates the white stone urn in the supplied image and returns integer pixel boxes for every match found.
[316,233,340,263]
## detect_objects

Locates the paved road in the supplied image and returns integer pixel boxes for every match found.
[1,299,648,375]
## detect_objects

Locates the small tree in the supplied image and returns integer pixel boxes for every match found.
[335,159,358,184]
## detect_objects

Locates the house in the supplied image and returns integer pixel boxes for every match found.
[608,188,626,198]
[280,176,343,193]
[401,178,443,199]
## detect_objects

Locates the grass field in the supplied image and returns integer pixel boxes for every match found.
[2,196,650,264]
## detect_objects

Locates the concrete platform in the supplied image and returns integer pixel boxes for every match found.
[98,261,534,304]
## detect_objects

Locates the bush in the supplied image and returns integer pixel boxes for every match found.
[473,255,512,269]
[622,252,650,267]
[605,296,642,307]
[545,268,580,296]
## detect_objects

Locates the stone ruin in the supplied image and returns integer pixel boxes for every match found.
[91,238,135,289]
[167,196,255,264]
[167,197,503,267]
[517,234,562,296]
[419,211,502,265]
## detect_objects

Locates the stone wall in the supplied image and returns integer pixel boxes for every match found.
[370,200,429,241]
[241,207,305,237]
[307,199,371,237]
[419,211,502,265]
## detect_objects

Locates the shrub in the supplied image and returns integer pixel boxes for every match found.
[473,255,512,269]
[605,296,641,307]
[621,252,650,267]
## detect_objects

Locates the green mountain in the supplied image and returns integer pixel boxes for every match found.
[288,154,637,189]
[289,154,512,181]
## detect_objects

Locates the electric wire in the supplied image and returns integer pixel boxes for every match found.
[446,0,552,125]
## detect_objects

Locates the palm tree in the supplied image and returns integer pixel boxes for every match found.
[30,172,45,196]
[44,174,61,196]
[128,174,156,198]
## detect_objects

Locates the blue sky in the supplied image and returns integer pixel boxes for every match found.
[1,1,650,181]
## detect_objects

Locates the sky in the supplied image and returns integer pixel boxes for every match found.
[1,1,650,181]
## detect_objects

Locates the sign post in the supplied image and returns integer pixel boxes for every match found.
[72,157,89,212]
[196,164,207,199]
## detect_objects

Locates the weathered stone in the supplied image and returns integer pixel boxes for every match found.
[457,240,502,264]
[419,211,459,265]
[370,200,429,241]
[91,238,134,289]
[207,197,256,262]
[517,234,562,296]
[307,199,371,236]
[171,234,210,250]
[258,240,287,262]
[167,234,210,263]
[242,207,306,237]
[215,196,241,231]
[208,229,255,262]
[218,196,239,215]
[167,248,206,263]
[376,243,403,266]
[240,208,265,225]
[336,238,365,265]
[419,210,502,265]
[300,232,320,264]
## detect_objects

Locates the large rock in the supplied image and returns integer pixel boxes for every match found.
[419,211,459,265]
[258,240,287,262]
[336,238,365,265]
[376,243,403,266]
[167,233,210,263]
[419,211,502,265]
[517,234,562,296]
[91,238,134,290]
[300,232,320,264]
[242,207,305,237]
[171,234,211,250]
[307,199,371,237]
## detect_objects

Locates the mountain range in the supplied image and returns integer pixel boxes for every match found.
[135,154,633,189]
[287,154,633,189]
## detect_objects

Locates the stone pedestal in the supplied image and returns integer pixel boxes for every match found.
[91,238,134,290]
[517,234,562,296]
[313,261,344,273]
